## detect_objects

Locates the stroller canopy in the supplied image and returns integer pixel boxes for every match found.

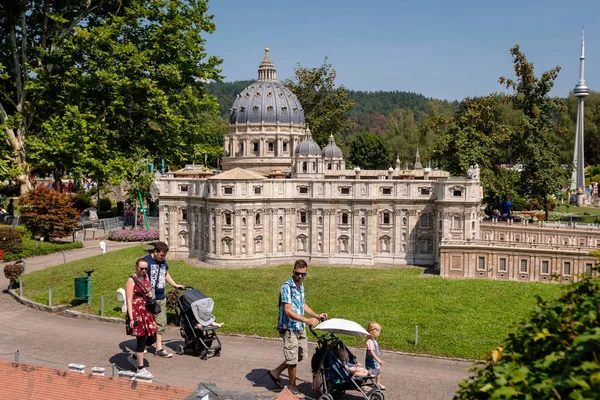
[179,289,216,327]
[314,318,369,337]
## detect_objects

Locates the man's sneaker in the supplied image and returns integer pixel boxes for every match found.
[155,348,173,358]
[127,355,138,369]
[135,367,154,379]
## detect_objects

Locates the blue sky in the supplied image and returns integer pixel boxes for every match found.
[204,0,600,101]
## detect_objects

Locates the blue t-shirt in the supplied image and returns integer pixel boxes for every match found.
[143,254,168,300]
[500,200,512,216]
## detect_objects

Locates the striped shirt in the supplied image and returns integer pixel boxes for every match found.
[277,277,305,331]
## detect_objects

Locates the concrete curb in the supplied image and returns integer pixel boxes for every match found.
[63,309,125,324]
[8,289,72,313]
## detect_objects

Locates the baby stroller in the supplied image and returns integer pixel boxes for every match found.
[175,287,222,360]
[310,319,384,400]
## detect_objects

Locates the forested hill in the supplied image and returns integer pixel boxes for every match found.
[347,90,431,119]
[206,81,456,134]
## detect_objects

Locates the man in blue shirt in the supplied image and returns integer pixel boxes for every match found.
[500,196,513,220]
[143,241,185,358]
[268,259,328,395]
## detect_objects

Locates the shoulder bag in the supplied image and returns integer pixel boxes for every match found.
[132,275,162,315]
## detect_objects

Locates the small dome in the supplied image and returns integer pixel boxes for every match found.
[322,134,343,158]
[295,126,321,156]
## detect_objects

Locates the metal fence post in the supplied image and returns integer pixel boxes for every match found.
[100,295,105,316]
[14,349,19,363]
[415,326,419,346]
[19,279,22,297]
[112,363,116,377]
[48,286,52,307]
[62,251,66,264]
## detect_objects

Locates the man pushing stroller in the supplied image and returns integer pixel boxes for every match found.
[269,259,328,396]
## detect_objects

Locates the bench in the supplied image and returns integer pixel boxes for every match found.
[83,217,125,240]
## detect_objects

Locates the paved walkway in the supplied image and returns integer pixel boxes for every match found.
[0,242,473,400]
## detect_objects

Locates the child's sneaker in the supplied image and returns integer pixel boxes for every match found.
[135,368,154,379]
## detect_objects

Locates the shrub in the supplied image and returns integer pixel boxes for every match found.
[2,239,83,262]
[0,225,23,253]
[455,263,600,398]
[99,197,112,212]
[16,225,33,240]
[4,263,24,282]
[108,229,159,242]
[72,192,92,212]
[19,187,79,241]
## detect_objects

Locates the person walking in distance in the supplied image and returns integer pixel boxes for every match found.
[143,241,185,358]
[268,259,328,397]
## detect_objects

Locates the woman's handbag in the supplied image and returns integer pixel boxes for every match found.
[145,298,162,315]
[132,276,162,315]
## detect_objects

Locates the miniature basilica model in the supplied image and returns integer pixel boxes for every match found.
[159,48,483,267]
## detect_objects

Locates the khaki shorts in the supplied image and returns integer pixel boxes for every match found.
[280,329,308,365]
[155,298,167,335]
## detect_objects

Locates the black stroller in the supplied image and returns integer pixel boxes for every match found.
[175,287,222,360]
[310,319,384,400]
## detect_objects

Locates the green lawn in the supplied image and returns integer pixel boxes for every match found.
[20,245,563,360]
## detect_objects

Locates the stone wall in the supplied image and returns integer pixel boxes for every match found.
[440,221,600,282]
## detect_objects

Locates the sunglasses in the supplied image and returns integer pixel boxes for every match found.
[138,267,148,270]
[294,271,307,277]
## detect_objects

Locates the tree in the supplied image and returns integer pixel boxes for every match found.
[385,108,421,164]
[347,132,393,170]
[284,58,354,147]
[431,96,515,206]
[0,0,223,194]
[455,262,600,399]
[19,187,79,241]
[499,45,571,221]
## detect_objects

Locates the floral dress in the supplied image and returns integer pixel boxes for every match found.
[130,275,158,337]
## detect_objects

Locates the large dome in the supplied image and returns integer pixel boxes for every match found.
[229,82,305,125]
[229,47,305,125]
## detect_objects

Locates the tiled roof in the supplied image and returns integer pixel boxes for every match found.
[208,168,266,181]
[0,361,194,400]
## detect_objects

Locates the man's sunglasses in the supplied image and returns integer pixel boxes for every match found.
[294,271,307,277]
[138,267,148,270]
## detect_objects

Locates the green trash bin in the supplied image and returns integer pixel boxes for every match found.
[74,277,88,299]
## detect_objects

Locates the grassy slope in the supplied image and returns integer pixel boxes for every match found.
[20,245,563,359]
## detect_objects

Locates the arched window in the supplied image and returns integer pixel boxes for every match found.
[341,212,349,225]
[255,213,261,225]
[302,162,307,172]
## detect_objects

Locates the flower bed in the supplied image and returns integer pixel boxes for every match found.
[108,229,159,242]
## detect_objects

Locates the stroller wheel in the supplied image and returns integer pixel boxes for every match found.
[368,392,385,400]
[176,345,185,355]
[214,348,221,357]
[319,394,334,400]
[199,349,208,360]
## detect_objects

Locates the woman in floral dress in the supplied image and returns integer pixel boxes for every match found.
[125,257,158,378]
